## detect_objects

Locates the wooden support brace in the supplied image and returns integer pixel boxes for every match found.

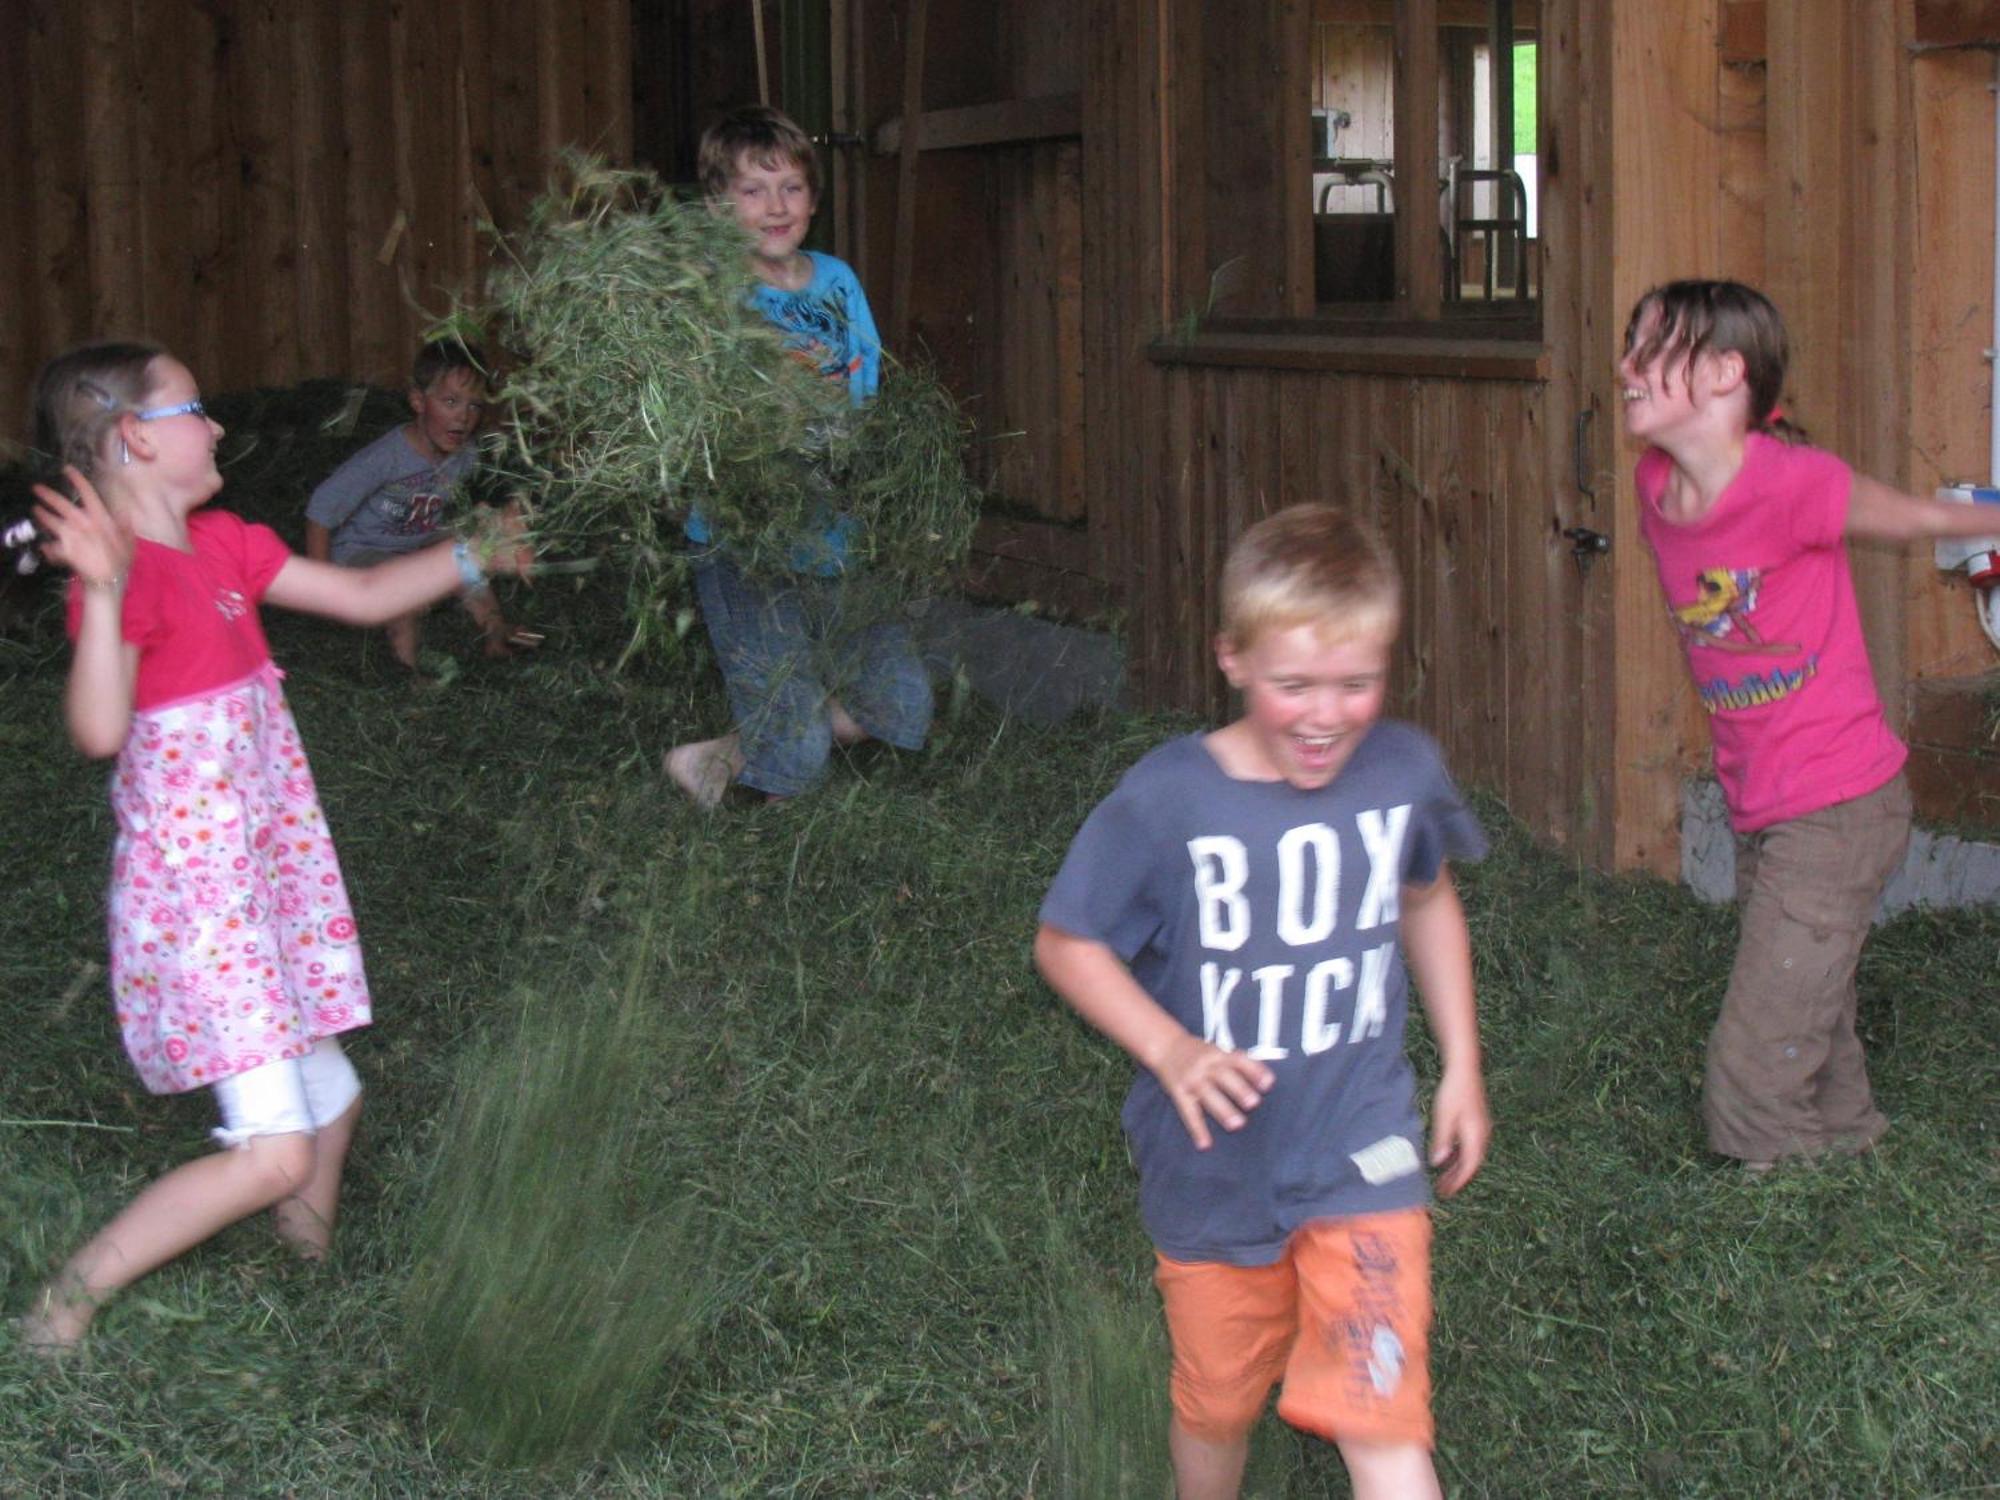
[873,93,1083,154]
[890,0,927,348]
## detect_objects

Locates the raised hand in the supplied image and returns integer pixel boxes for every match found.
[31,466,135,590]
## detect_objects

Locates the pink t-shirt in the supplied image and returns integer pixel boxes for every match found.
[1637,433,1905,832]
[66,508,293,711]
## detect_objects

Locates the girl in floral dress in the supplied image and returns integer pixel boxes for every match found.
[19,341,529,1351]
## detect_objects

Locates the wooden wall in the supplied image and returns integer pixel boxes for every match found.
[0,0,633,449]
[849,0,1092,606]
[1079,0,1620,860]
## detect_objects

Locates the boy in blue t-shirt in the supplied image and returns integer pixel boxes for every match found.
[305,339,530,669]
[665,105,931,806]
[1036,506,1490,1500]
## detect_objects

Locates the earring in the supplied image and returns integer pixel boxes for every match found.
[119,437,131,466]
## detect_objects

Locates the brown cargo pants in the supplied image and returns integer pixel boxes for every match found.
[1704,774,1912,1164]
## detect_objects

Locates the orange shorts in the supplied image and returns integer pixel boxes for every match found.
[1154,1209,1433,1448]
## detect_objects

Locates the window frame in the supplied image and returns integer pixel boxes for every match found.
[1148,0,1545,378]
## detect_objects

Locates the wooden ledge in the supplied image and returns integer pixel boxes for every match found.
[1146,329,1548,381]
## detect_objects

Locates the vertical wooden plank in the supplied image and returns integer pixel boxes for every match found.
[1198,1,1296,316]
[1501,368,1555,834]
[584,0,637,163]
[458,0,499,281]
[343,0,403,385]
[1907,48,1995,678]
[1163,0,1206,322]
[536,0,590,160]
[1527,0,1581,848]
[231,0,293,383]
[1764,1,1840,438]
[1718,56,1766,284]
[1839,0,1915,725]
[1394,0,1440,316]
[1278,0,1314,317]
[488,0,543,232]
[79,3,143,340]
[183,5,232,383]
[294,3,349,376]
[0,0,39,426]
[395,0,454,325]
[1607,0,1723,873]
[27,3,90,364]
[1053,139,1087,521]
[891,0,928,347]
[131,2,196,361]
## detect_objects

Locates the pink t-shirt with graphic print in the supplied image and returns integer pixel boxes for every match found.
[1637,433,1906,833]
[66,508,292,711]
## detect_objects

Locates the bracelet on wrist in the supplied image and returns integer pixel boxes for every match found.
[84,573,127,596]
[452,538,486,591]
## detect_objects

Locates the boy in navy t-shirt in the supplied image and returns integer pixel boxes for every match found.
[1036,505,1490,1500]
[305,339,528,669]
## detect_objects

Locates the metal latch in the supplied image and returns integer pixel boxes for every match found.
[1563,526,1609,576]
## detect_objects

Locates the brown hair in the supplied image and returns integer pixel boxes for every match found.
[1219,504,1401,650]
[697,104,820,199]
[1623,279,1804,442]
[31,341,166,479]
[411,336,488,394]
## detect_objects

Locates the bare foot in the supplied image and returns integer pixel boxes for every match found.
[665,736,741,809]
[274,1203,332,1262]
[16,1281,94,1356]
[828,698,868,747]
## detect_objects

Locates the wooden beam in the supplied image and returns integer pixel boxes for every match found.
[1915,0,2000,48]
[890,0,926,348]
[1720,0,1764,63]
[872,92,1082,154]
[1316,0,1542,28]
[1394,0,1441,316]
[1725,0,2000,59]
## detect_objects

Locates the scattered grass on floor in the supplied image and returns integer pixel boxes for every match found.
[1,391,1996,1495]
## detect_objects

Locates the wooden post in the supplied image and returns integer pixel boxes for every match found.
[890,0,927,348]
[1395,0,1441,316]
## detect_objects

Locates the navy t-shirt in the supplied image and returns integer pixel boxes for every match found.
[1039,722,1487,1265]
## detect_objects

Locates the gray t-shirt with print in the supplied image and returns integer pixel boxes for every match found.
[1039,722,1487,1266]
[305,425,477,563]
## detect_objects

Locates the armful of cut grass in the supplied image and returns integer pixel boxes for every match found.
[439,153,984,667]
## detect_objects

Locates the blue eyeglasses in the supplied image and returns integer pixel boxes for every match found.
[135,398,206,422]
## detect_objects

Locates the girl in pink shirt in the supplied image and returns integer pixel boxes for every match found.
[1621,280,1999,1169]
[19,341,530,1352]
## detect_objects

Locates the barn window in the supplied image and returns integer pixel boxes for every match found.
[1311,0,1539,320]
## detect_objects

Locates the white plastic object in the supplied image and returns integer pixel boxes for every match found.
[1932,485,2000,573]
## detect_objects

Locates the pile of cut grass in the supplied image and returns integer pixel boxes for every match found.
[0,385,1996,1496]
[463,154,980,667]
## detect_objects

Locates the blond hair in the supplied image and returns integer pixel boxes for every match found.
[1219,504,1401,650]
[697,104,820,199]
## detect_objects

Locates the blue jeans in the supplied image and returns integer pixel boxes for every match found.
[691,552,932,796]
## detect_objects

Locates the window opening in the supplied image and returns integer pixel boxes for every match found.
[1309,1,1539,319]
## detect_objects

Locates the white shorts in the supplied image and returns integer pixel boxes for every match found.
[210,1039,362,1149]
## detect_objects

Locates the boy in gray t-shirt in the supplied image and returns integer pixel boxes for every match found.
[305,339,528,669]
[1036,505,1489,1500]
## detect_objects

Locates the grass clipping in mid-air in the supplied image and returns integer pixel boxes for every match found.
[474,154,980,663]
[401,922,723,1470]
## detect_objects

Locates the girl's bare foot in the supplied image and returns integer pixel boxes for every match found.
[666,735,742,809]
[16,1279,94,1356]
